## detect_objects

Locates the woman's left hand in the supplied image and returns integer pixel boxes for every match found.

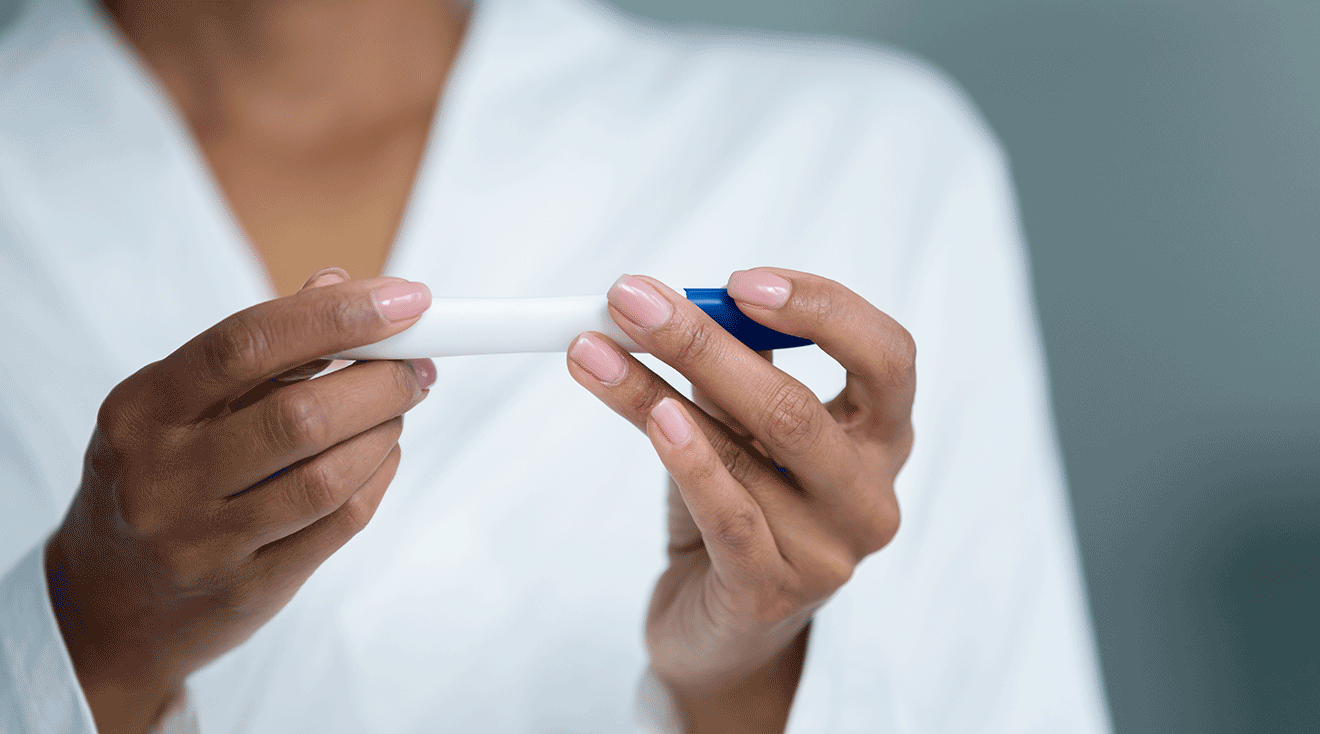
[567,268,915,733]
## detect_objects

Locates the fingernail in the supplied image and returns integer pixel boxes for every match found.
[727,270,790,309]
[374,281,431,322]
[409,358,436,390]
[652,398,692,446]
[569,333,626,385]
[302,267,350,290]
[608,275,672,330]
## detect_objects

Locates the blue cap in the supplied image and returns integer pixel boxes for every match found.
[684,288,813,351]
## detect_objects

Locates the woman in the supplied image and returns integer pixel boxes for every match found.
[0,0,1111,731]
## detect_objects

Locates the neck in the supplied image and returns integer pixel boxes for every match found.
[102,0,468,149]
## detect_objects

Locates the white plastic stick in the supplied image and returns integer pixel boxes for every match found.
[327,295,641,360]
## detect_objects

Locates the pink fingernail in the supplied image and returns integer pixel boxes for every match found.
[569,333,627,385]
[652,398,692,446]
[727,270,790,309]
[374,281,431,322]
[608,275,673,330]
[409,359,437,390]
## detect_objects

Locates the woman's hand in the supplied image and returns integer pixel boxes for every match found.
[45,269,436,734]
[567,269,913,733]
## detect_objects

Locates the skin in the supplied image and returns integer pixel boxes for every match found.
[47,269,439,733]
[101,0,466,296]
[47,2,458,730]
[569,271,913,731]
[50,1,915,732]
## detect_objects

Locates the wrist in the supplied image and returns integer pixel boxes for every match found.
[45,531,182,734]
[660,623,810,734]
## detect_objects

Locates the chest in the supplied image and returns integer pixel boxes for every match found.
[200,119,433,296]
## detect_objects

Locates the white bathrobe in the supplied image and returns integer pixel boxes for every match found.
[0,0,1111,730]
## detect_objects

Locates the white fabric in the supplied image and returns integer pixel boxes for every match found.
[0,0,1112,730]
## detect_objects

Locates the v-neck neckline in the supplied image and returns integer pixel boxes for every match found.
[69,0,495,302]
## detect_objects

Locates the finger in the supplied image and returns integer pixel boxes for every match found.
[301,267,351,290]
[653,397,872,606]
[200,357,431,495]
[689,350,773,442]
[726,268,916,434]
[570,333,885,561]
[250,443,401,588]
[605,275,858,495]
[222,416,404,553]
[647,398,784,586]
[274,269,352,382]
[146,276,432,423]
[228,269,354,409]
[567,332,788,501]
[690,351,780,479]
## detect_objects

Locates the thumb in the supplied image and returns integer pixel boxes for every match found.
[299,267,351,291]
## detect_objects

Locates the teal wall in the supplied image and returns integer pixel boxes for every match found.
[604,1,1320,732]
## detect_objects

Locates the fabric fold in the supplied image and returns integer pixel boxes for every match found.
[0,541,97,734]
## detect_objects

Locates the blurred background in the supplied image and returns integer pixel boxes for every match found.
[603,0,1319,732]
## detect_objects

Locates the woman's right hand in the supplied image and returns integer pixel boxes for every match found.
[44,268,436,734]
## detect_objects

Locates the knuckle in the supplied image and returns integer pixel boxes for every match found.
[271,388,329,452]
[95,394,134,454]
[840,469,901,555]
[297,455,343,518]
[626,377,670,420]
[117,489,167,535]
[760,380,821,452]
[717,443,762,486]
[158,542,219,590]
[388,361,421,406]
[804,283,838,328]
[684,451,722,486]
[205,316,267,382]
[860,494,901,554]
[336,490,377,537]
[800,545,855,598]
[883,326,917,387]
[708,503,761,553]
[819,551,856,592]
[750,572,804,624]
[92,413,135,471]
[671,316,721,366]
[318,293,371,338]
[95,372,165,455]
[896,325,917,364]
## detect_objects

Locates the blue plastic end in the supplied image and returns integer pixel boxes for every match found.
[684,288,814,351]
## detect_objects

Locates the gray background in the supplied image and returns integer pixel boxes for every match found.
[604,0,1320,732]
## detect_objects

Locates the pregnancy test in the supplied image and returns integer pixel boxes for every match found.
[329,288,812,360]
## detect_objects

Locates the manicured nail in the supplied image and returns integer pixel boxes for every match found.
[608,275,672,330]
[652,397,692,446]
[569,333,627,385]
[302,267,350,290]
[727,270,790,309]
[409,359,437,390]
[374,281,431,322]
